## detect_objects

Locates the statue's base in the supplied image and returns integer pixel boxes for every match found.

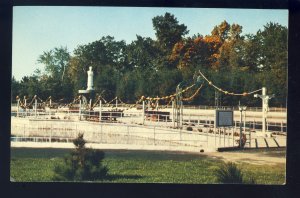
[78,90,94,94]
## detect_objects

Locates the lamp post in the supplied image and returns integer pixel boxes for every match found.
[238,102,247,148]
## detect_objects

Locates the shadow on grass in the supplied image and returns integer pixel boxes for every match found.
[103,174,144,181]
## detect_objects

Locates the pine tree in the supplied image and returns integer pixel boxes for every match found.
[53,133,108,181]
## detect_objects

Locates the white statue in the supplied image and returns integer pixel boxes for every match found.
[87,66,94,91]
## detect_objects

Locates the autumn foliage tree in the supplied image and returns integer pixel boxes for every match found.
[13,14,288,107]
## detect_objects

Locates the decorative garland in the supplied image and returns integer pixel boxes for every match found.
[198,70,262,96]
[182,84,204,101]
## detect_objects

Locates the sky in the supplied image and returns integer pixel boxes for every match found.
[12,6,288,81]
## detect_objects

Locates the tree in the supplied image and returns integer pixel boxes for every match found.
[211,20,230,42]
[152,12,189,51]
[11,76,21,102]
[214,22,245,71]
[126,35,159,71]
[37,46,70,82]
[37,47,73,100]
[53,133,108,181]
[69,36,127,96]
[255,23,288,106]
[170,35,222,71]
[18,75,41,99]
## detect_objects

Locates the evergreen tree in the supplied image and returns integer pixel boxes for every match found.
[53,133,108,181]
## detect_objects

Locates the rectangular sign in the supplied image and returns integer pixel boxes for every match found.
[215,110,233,127]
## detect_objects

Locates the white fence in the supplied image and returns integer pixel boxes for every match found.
[11,118,241,152]
[11,105,287,133]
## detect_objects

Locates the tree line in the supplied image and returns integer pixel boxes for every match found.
[12,12,288,107]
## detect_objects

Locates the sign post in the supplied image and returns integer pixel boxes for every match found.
[238,105,247,148]
[215,109,234,149]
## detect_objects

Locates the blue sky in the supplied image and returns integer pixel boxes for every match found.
[12,7,288,80]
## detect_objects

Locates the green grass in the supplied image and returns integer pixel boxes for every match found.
[10,148,285,184]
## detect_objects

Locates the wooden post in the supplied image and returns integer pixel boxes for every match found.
[232,127,234,147]
[24,96,27,117]
[79,99,82,121]
[243,110,246,134]
[224,128,225,147]
[116,97,118,109]
[34,97,37,118]
[153,126,156,145]
[172,100,175,128]
[99,100,102,122]
[165,115,167,125]
[127,125,129,144]
[17,98,20,117]
[142,100,145,125]
[239,109,242,148]
[50,124,52,143]
[100,125,103,143]
[181,101,183,127]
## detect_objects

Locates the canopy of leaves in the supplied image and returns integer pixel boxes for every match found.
[13,15,287,107]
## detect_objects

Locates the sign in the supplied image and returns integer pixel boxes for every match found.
[215,110,233,127]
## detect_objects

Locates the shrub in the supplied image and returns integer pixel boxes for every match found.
[53,133,108,181]
[215,162,243,184]
[186,126,193,131]
[215,162,256,184]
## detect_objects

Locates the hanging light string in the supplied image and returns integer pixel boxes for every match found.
[182,84,204,101]
[63,95,81,108]
[15,82,203,111]
[136,83,196,104]
[103,96,117,107]
[198,70,262,96]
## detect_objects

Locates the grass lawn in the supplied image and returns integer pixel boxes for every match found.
[10,148,285,184]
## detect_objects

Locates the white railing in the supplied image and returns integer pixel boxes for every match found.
[11,119,244,151]
[11,107,287,133]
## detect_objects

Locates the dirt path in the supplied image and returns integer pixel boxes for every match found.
[204,150,286,165]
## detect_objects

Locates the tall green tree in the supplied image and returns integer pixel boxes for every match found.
[69,36,127,97]
[152,12,189,50]
[126,35,159,71]
[38,46,70,82]
[11,76,21,102]
[256,23,288,106]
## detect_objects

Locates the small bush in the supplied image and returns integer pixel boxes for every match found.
[215,162,256,184]
[186,126,193,131]
[53,133,108,181]
[198,128,203,132]
[215,162,243,183]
